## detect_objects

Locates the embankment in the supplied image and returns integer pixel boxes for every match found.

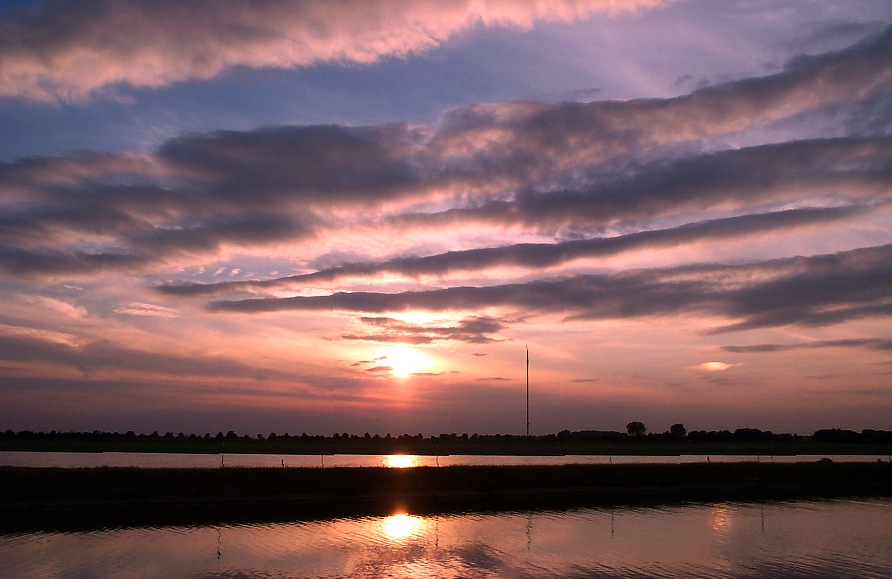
[2,461,890,530]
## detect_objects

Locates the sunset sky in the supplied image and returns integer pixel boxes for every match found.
[1,0,891,437]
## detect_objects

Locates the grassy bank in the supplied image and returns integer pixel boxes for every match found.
[2,461,890,531]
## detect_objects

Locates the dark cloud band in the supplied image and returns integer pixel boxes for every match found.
[209,244,892,334]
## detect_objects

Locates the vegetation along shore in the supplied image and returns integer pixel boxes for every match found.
[3,426,891,456]
[2,461,891,531]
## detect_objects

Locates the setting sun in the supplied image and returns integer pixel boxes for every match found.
[383,345,433,377]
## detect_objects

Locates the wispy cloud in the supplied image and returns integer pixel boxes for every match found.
[157,204,871,296]
[0,333,294,381]
[340,315,504,344]
[209,244,892,335]
[0,0,670,102]
[722,338,892,353]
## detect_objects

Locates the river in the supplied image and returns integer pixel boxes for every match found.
[2,497,890,577]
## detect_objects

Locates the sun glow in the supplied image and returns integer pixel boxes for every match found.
[383,345,433,377]
[696,361,733,372]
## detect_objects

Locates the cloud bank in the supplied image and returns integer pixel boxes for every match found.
[207,244,892,335]
[2,14,891,434]
[2,27,890,286]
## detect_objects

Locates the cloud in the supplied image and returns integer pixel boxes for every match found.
[693,362,733,372]
[0,0,670,102]
[155,125,426,207]
[209,243,892,333]
[0,246,148,276]
[0,333,296,381]
[340,315,504,344]
[112,302,178,318]
[713,244,892,332]
[722,338,892,353]
[127,211,311,254]
[4,27,892,281]
[401,136,892,232]
[156,203,871,296]
[412,26,892,194]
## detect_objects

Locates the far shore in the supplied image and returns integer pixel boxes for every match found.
[2,461,890,531]
[3,433,891,457]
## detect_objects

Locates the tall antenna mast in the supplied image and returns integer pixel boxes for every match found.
[526,345,530,438]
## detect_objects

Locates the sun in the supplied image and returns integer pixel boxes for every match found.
[384,345,432,377]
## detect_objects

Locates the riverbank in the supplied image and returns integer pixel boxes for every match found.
[2,461,891,531]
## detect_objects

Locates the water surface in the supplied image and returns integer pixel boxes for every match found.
[3,498,890,577]
[1,450,884,469]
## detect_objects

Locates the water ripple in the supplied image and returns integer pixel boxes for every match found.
[2,498,890,578]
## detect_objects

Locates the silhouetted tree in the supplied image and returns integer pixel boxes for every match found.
[733,428,762,441]
[862,429,892,443]
[670,423,687,439]
[813,428,860,443]
[626,421,647,438]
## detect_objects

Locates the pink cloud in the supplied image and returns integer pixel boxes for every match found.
[0,0,670,102]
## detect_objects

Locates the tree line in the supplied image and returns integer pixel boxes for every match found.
[3,425,891,445]
[625,422,892,444]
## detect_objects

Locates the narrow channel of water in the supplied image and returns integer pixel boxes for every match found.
[1,450,886,469]
[2,498,890,577]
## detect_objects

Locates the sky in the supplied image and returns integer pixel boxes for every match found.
[1,0,891,437]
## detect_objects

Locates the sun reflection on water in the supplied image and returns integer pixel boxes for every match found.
[710,504,735,536]
[382,513,423,541]
[383,454,419,468]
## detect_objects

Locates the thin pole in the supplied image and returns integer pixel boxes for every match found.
[526,345,530,438]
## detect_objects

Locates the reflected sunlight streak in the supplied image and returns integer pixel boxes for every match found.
[383,454,419,468]
[710,504,735,536]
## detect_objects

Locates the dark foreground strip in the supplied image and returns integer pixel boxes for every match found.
[1,462,890,531]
